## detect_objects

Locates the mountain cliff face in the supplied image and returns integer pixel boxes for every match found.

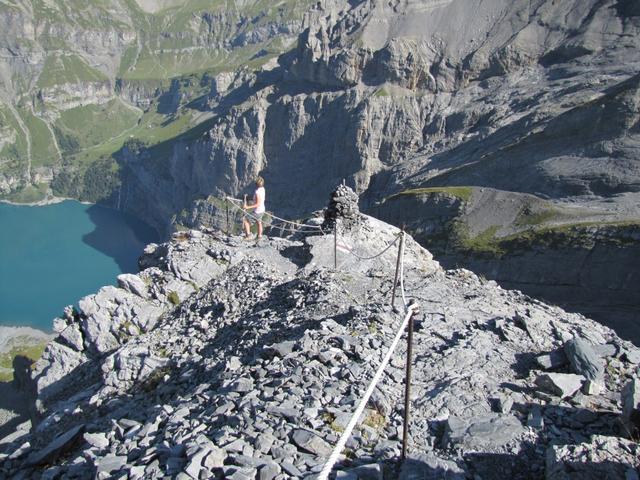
[1,208,639,479]
[0,0,317,201]
[112,0,640,341]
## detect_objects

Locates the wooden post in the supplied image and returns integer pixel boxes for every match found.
[402,304,418,461]
[391,227,405,308]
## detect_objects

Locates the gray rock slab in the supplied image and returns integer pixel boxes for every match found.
[264,341,297,358]
[348,463,383,480]
[536,373,585,398]
[26,424,85,466]
[443,414,525,451]
[564,338,605,384]
[399,453,466,480]
[96,454,128,475]
[292,429,332,457]
[83,432,109,449]
[536,350,568,370]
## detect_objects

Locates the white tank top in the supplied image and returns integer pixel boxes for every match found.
[255,187,265,214]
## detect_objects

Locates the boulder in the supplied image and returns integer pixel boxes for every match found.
[564,337,604,384]
[117,274,148,298]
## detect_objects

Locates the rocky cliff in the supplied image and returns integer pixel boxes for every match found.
[0,204,639,479]
[109,0,640,341]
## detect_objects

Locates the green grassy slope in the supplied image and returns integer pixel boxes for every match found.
[0,0,315,203]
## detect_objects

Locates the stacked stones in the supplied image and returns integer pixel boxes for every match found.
[1,216,639,479]
[322,184,361,230]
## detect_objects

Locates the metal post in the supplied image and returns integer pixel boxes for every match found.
[391,227,405,308]
[402,304,417,461]
[225,199,230,235]
[333,220,338,270]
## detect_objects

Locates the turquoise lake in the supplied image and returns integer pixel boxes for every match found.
[0,201,158,332]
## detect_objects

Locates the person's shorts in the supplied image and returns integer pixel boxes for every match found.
[245,211,264,222]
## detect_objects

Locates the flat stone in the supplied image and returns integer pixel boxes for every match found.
[583,379,602,396]
[292,429,332,457]
[203,446,226,469]
[536,373,585,398]
[281,461,303,477]
[348,463,383,480]
[264,341,297,358]
[592,343,617,358]
[96,454,127,474]
[443,414,525,450]
[399,452,466,480]
[255,433,276,453]
[259,461,281,480]
[27,424,85,466]
[83,432,109,449]
[229,377,255,393]
[535,350,568,370]
[623,348,640,365]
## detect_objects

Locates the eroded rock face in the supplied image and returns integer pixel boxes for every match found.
[3,216,639,479]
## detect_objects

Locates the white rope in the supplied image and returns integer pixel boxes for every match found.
[318,304,418,480]
[225,196,322,231]
[346,234,400,261]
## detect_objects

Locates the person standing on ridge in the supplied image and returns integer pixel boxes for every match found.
[243,176,266,240]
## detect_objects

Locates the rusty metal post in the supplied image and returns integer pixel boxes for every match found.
[402,304,418,461]
[391,227,405,308]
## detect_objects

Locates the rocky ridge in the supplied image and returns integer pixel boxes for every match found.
[1,203,639,479]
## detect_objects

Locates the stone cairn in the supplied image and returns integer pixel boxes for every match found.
[322,184,361,230]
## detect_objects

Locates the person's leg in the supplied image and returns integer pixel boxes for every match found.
[257,220,263,239]
[242,217,250,237]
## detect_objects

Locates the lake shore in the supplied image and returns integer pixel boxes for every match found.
[0,195,91,207]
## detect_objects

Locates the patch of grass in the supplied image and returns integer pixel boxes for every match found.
[140,366,172,392]
[367,320,378,335]
[54,99,141,154]
[0,342,47,382]
[392,186,474,203]
[21,109,58,167]
[37,54,108,88]
[455,224,504,256]
[453,220,640,258]
[167,290,180,305]
[374,87,389,97]
[514,206,560,227]
[362,409,386,430]
[3,183,49,203]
